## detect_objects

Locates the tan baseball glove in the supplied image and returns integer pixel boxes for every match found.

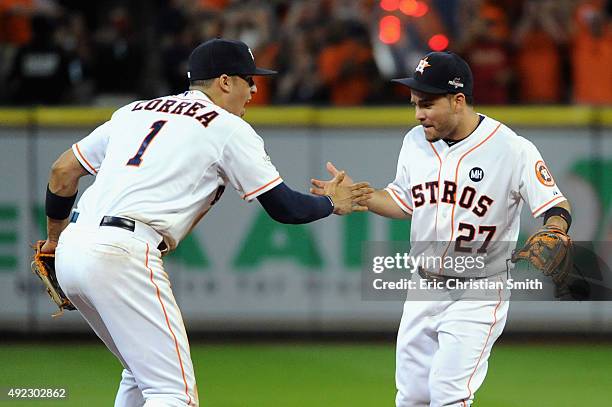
[31,240,76,317]
[510,225,572,285]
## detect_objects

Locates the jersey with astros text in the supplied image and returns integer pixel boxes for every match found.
[385,114,565,277]
[72,90,282,250]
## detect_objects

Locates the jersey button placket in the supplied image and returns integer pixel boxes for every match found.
[436,148,453,243]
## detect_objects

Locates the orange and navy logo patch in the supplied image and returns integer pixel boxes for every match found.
[535,160,555,186]
[415,58,431,74]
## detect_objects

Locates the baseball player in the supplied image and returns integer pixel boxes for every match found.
[312,51,572,406]
[41,38,371,407]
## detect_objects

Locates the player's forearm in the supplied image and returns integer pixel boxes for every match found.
[46,218,69,243]
[46,150,88,241]
[46,178,77,242]
[544,199,571,232]
[367,190,410,219]
[257,182,333,224]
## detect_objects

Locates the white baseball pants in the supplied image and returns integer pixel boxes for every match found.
[56,220,198,407]
[395,282,509,407]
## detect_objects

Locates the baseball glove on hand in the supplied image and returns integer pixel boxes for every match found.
[31,240,75,317]
[511,225,572,285]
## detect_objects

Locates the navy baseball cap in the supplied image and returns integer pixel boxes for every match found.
[187,38,277,81]
[392,51,473,96]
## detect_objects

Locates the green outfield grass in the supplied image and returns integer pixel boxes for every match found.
[1,342,610,406]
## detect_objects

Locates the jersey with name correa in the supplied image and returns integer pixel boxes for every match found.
[72,90,283,250]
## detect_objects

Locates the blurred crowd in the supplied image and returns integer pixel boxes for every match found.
[0,0,611,106]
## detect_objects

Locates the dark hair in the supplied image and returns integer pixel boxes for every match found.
[189,79,215,88]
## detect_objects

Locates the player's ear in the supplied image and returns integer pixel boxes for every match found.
[218,74,232,93]
[452,93,466,111]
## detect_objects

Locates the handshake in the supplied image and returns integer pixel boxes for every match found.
[310,162,373,215]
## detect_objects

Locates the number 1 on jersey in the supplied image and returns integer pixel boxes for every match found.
[126,120,167,166]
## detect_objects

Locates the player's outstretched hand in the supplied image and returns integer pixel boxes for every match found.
[311,162,372,213]
[311,161,354,196]
[311,162,354,190]
[319,170,373,215]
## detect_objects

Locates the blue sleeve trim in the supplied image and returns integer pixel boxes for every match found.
[257,182,333,224]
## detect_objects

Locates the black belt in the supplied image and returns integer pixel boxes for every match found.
[70,212,135,231]
[417,267,487,282]
[69,212,167,251]
[100,216,135,232]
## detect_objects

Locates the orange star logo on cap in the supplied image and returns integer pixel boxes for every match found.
[415,57,431,74]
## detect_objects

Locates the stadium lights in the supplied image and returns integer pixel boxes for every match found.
[379,0,437,47]
[380,0,400,11]
[379,15,401,44]
[399,0,429,17]
[399,0,417,15]
[412,1,429,17]
[428,34,449,51]
[381,0,429,17]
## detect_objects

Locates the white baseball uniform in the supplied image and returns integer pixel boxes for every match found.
[55,90,283,407]
[385,114,565,406]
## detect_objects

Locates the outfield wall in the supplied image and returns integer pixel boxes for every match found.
[1,106,611,333]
